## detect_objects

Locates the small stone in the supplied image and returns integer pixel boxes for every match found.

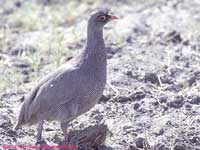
[144,73,159,85]
[133,103,140,110]
[21,70,29,75]
[135,137,145,148]
[118,96,132,102]
[7,108,13,113]
[133,25,148,35]
[167,99,184,108]
[159,96,168,103]
[165,31,182,44]
[45,128,54,132]
[188,76,197,86]
[129,145,139,150]
[158,144,170,150]
[130,91,146,100]
[23,76,30,83]
[106,47,120,57]
[189,96,200,105]
[99,94,111,102]
[165,84,181,92]
[185,104,192,110]
[137,107,147,113]
[182,40,190,46]
[7,129,17,136]
[125,70,134,78]
[190,136,200,144]
[174,144,185,150]
[157,129,164,136]
[126,36,132,43]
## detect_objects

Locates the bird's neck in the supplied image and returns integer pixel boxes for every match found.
[85,25,105,54]
[78,24,107,75]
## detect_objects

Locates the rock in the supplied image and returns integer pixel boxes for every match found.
[125,70,135,78]
[156,129,164,136]
[118,96,132,102]
[130,91,146,101]
[133,103,140,110]
[158,144,170,150]
[99,94,111,102]
[21,70,30,75]
[129,145,139,150]
[187,71,200,86]
[189,136,200,144]
[165,84,182,92]
[144,72,159,85]
[174,144,185,150]
[132,24,148,35]
[185,104,192,110]
[167,97,184,108]
[189,96,200,105]
[160,75,173,84]
[23,76,30,83]
[51,133,62,144]
[126,36,133,43]
[159,96,168,103]
[118,91,145,103]
[188,76,197,86]
[165,31,182,44]
[106,47,121,58]
[45,128,54,132]
[135,137,146,149]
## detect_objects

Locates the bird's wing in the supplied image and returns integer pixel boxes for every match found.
[26,63,78,121]
[15,65,67,126]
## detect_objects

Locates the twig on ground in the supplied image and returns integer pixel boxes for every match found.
[107,81,120,99]
[157,74,163,87]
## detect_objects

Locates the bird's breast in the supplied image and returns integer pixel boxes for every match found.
[73,68,106,115]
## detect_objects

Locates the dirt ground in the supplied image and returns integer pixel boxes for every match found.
[0,0,200,150]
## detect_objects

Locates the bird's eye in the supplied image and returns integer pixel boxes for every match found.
[98,15,107,21]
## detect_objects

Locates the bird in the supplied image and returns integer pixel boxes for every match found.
[13,8,119,145]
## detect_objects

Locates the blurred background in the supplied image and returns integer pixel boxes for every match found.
[0,0,133,93]
[0,0,200,149]
[0,0,200,94]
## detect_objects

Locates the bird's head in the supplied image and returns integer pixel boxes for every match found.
[88,9,119,29]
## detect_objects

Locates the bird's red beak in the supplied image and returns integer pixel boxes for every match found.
[110,15,119,20]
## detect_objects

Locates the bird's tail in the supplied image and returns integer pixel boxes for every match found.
[13,102,26,130]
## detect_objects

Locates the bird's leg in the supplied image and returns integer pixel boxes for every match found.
[61,122,69,142]
[36,120,46,146]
